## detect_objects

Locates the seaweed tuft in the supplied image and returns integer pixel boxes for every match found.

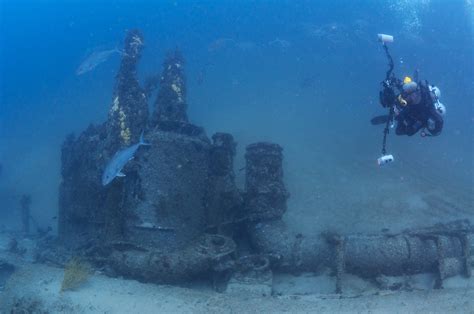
[60,257,91,292]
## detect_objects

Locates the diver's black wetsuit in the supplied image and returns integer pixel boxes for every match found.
[394,81,443,136]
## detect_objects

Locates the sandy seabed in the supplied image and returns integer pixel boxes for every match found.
[1,250,473,314]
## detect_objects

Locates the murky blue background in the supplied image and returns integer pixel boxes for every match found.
[0,0,472,233]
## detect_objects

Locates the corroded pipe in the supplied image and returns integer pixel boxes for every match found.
[344,232,470,277]
[245,142,473,277]
[105,234,236,284]
[245,142,331,272]
[248,220,333,272]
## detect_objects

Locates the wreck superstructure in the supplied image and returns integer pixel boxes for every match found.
[54,29,473,290]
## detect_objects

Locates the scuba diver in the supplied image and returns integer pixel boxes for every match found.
[378,76,446,137]
[372,34,446,165]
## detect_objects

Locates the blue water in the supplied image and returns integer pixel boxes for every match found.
[0,0,473,233]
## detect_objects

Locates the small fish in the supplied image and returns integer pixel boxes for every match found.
[76,48,122,75]
[207,38,234,52]
[299,75,319,89]
[135,222,175,231]
[235,41,258,52]
[370,115,390,126]
[102,133,150,186]
[268,38,291,50]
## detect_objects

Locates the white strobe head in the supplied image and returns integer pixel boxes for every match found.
[378,33,394,44]
[377,154,394,166]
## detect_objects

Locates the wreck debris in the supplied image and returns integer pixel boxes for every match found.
[206,133,243,236]
[0,259,15,292]
[324,233,345,294]
[125,129,211,251]
[102,234,236,284]
[107,29,148,148]
[19,195,32,235]
[153,49,188,126]
[58,124,107,245]
[56,28,472,291]
[244,142,331,272]
[244,142,473,289]
[226,255,273,296]
[244,142,289,222]
[60,27,218,264]
[59,29,149,246]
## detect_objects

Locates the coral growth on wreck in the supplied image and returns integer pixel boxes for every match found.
[154,49,188,124]
[60,257,91,292]
[107,29,148,148]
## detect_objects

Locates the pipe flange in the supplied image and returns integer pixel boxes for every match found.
[237,255,270,272]
[197,234,236,259]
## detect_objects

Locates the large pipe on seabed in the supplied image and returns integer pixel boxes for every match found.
[244,142,473,277]
[244,142,332,272]
[102,234,236,284]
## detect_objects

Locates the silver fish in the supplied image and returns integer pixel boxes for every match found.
[76,48,121,75]
[268,38,291,50]
[102,133,150,186]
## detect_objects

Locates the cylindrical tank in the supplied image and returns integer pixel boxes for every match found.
[206,133,242,236]
[244,142,289,221]
[124,128,211,251]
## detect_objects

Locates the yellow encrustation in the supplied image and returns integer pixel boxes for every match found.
[171,80,184,103]
[110,96,132,145]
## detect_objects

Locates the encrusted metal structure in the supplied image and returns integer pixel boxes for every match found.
[57,30,472,288]
[154,49,188,125]
[244,142,473,291]
[206,133,242,236]
[57,30,238,283]
[107,29,148,148]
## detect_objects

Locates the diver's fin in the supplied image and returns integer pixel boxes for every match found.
[117,171,126,177]
[370,115,390,125]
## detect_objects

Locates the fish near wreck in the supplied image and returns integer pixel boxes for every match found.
[102,133,150,186]
[76,48,122,75]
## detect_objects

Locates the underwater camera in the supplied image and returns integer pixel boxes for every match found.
[377,154,394,166]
